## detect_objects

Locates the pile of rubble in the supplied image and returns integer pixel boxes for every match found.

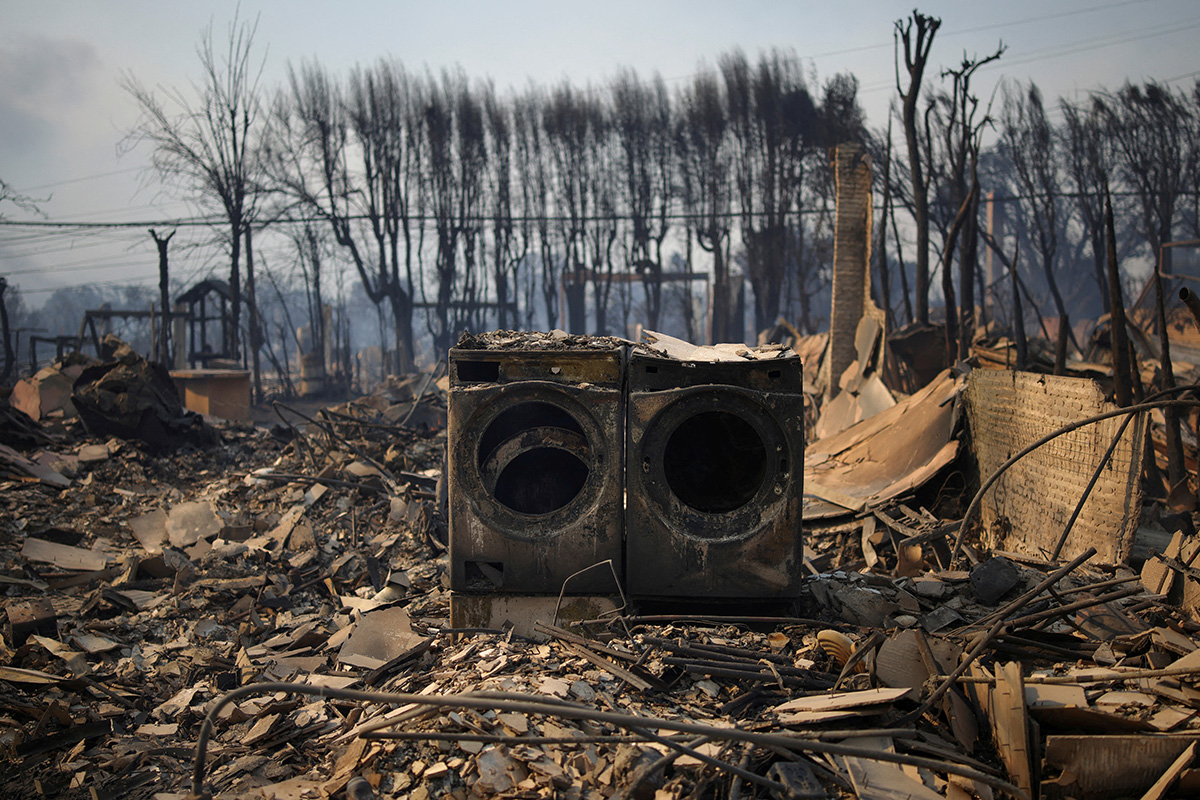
[3,344,1200,800]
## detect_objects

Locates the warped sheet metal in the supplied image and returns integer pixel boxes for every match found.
[803,369,964,520]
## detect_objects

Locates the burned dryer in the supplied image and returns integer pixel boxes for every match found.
[625,352,804,598]
[448,342,625,594]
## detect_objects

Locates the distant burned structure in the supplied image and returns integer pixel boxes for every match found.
[175,279,237,369]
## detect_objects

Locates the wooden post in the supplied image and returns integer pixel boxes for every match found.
[1054,314,1070,375]
[1105,191,1132,408]
[1011,241,1027,371]
[149,229,175,365]
[0,277,13,384]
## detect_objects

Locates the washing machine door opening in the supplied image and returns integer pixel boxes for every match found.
[634,387,793,542]
[477,401,592,515]
[663,410,767,513]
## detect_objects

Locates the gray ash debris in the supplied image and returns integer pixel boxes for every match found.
[455,329,631,351]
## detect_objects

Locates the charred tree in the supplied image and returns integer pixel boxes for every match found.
[677,68,734,343]
[1001,81,1075,355]
[1061,99,1114,314]
[613,69,673,333]
[122,11,266,361]
[723,49,817,337]
[483,87,527,331]
[149,228,175,365]
[1099,81,1199,287]
[894,10,941,325]
[266,59,420,373]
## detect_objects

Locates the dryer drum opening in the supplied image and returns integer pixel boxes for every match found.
[477,401,591,515]
[664,410,767,513]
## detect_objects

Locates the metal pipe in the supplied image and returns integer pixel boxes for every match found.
[191,682,1028,799]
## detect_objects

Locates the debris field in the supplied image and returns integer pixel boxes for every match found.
[2,330,1200,800]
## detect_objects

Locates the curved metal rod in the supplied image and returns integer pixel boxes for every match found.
[479,426,590,492]
[1049,410,1139,560]
[1050,384,1200,559]
[950,397,1200,564]
[190,682,1027,799]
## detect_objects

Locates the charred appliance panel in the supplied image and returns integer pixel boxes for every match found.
[625,353,804,598]
[448,347,624,594]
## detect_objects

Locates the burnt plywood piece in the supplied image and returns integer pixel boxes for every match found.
[20,537,108,572]
[1142,741,1196,800]
[639,330,796,363]
[965,370,1144,563]
[837,736,943,800]
[992,661,1034,800]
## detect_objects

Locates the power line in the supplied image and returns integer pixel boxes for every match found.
[19,273,159,295]
[0,216,220,229]
[1163,69,1200,84]
[856,13,1200,95]
[980,16,1200,73]
[35,202,196,222]
[5,255,153,276]
[660,0,1162,83]
[0,187,1187,252]
[0,233,145,263]
[938,0,1158,40]
[14,166,145,194]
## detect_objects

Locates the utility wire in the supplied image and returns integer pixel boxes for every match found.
[0,187,1188,234]
[858,12,1200,95]
[662,0,1160,82]
[19,273,158,295]
[14,166,145,194]
[981,17,1200,73]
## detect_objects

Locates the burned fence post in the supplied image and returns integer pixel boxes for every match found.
[1153,241,1186,490]
[1106,189,1133,408]
[1011,241,1027,371]
[1054,314,1069,376]
[149,228,175,366]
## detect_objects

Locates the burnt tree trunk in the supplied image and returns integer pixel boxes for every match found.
[0,278,14,384]
[149,228,175,365]
[244,227,262,403]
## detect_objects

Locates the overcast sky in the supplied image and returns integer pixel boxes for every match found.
[3,0,1199,301]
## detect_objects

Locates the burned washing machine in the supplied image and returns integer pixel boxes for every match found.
[448,338,625,595]
[625,351,805,598]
